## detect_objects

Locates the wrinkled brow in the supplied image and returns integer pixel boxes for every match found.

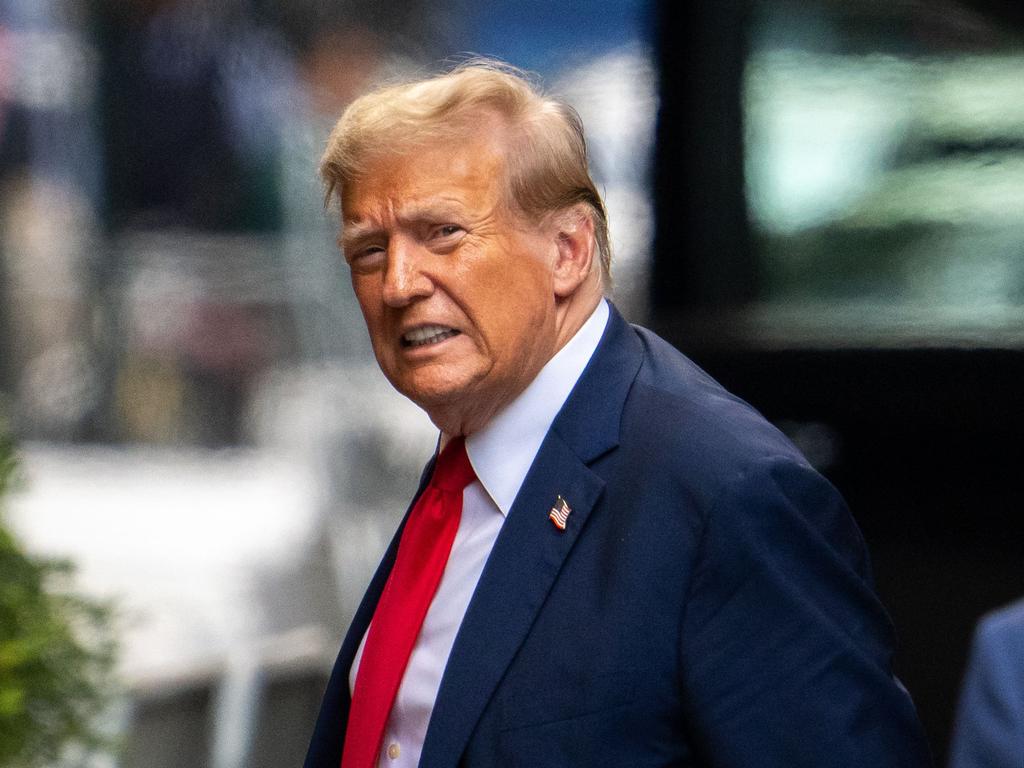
[338,222,379,253]
[340,198,476,250]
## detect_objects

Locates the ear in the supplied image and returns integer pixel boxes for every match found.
[551,205,598,299]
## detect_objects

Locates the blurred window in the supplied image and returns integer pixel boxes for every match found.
[744,1,1024,346]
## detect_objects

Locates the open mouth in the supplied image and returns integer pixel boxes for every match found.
[401,325,461,348]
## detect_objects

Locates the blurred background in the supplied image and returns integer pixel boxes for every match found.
[0,0,1020,765]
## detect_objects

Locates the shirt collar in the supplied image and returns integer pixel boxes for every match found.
[464,299,610,516]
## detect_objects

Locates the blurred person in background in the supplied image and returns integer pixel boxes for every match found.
[948,598,1024,768]
[304,60,932,767]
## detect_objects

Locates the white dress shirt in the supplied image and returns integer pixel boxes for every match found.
[349,299,610,767]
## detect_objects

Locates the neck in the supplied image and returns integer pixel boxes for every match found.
[552,284,603,356]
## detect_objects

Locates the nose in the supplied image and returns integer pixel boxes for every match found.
[382,236,433,307]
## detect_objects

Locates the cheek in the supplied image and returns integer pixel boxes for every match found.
[494,264,553,318]
[352,277,383,323]
[481,246,549,298]
[487,289,552,361]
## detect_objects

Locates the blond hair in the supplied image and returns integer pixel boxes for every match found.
[320,58,612,280]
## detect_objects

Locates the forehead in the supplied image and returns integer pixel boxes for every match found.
[341,122,512,223]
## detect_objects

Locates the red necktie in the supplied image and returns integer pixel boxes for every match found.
[341,436,476,768]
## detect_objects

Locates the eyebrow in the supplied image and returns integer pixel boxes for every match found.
[338,222,379,253]
[340,198,472,252]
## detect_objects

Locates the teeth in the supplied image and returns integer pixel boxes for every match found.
[403,325,459,347]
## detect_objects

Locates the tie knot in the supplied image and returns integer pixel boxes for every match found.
[430,436,476,492]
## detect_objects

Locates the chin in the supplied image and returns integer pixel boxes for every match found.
[394,374,472,410]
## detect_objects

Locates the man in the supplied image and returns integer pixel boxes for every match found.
[305,60,932,767]
[949,598,1024,768]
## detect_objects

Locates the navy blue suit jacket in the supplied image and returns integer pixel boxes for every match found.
[949,598,1024,768]
[305,305,932,767]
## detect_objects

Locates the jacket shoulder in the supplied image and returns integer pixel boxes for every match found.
[619,324,809,496]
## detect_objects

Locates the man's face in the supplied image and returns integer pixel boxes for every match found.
[340,129,561,433]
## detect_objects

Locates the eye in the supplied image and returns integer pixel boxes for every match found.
[432,224,464,240]
[346,244,386,270]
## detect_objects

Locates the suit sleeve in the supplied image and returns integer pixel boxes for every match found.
[677,457,933,767]
[948,613,1024,768]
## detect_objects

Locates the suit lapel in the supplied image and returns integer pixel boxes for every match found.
[419,305,644,767]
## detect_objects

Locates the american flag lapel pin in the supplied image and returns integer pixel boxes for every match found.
[548,495,572,531]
